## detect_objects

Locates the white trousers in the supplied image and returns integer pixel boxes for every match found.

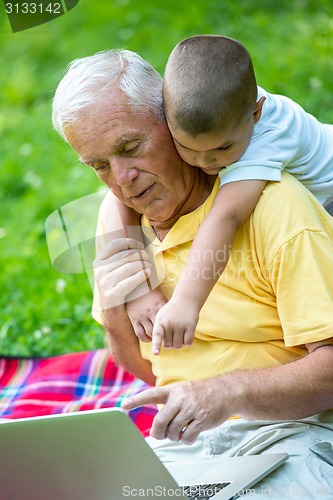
[147,412,333,499]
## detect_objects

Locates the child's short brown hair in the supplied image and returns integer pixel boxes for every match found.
[163,35,258,136]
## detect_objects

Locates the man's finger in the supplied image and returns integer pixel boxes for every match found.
[121,387,168,410]
[94,248,150,270]
[95,237,144,261]
[97,260,151,284]
[101,268,151,308]
[179,419,202,445]
[116,267,151,296]
[150,400,181,440]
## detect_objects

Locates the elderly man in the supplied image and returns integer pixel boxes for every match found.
[52,49,333,498]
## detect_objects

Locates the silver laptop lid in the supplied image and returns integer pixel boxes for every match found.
[0,408,187,500]
[0,408,288,499]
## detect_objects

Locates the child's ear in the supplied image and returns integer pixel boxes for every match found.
[253,96,266,124]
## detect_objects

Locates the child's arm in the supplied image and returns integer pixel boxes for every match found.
[114,197,142,238]
[152,179,268,355]
[112,197,167,341]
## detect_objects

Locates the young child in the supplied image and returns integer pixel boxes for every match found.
[123,34,333,355]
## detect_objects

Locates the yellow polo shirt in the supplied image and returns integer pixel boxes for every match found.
[139,173,333,386]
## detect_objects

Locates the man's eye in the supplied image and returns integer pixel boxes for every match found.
[93,162,109,171]
[124,142,140,154]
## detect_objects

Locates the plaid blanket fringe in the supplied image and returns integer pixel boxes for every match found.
[0,349,157,436]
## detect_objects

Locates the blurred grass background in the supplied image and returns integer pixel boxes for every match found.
[0,0,332,357]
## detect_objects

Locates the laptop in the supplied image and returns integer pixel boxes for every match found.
[0,408,288,499]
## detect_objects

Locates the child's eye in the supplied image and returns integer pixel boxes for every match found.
[217,144,231,152]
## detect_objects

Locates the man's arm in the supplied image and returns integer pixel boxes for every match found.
[226,339,333,421]
[102,305,156,386]
[93,237,156,385]
[122,338,333,444]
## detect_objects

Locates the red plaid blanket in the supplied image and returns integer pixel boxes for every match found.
[0,349,157,436]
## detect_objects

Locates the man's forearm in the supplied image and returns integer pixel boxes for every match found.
[121,343,333,444]
[226,345,333,420]
[103,305,156,386]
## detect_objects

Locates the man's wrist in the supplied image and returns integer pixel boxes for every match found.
[101,304,128,332]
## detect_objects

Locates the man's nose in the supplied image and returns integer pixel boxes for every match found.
[112,159,139,186]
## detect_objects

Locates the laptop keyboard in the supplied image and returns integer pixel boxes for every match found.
[183,482,231,499]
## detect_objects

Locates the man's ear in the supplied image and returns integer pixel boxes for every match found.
[253,96,266,124]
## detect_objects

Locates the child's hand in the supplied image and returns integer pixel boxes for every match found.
[126,289,167,342]
[152,297,200,355]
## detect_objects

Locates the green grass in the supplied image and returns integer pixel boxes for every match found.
[1,0,333,356]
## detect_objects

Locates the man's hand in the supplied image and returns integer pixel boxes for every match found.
[127,290,168,342]
[121,378,231,445]
[152,297,200,355]
[93,238,152,309]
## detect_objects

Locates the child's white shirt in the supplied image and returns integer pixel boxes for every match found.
[219,86,333,204]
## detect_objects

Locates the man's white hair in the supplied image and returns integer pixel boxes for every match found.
[52,49,164,142]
